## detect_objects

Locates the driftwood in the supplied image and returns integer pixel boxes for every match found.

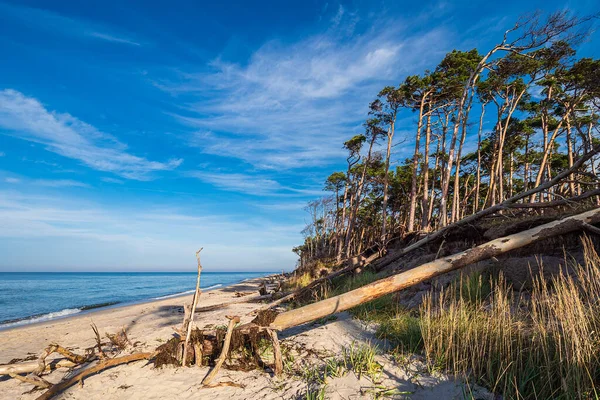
[202,315,240,386]
[90,323,107,360]
[376,145,600,271]
[0,359,77,376]
[266,329,283,376]
[35,352,155,400]
[9,372,52,388]
[182,248,203,367]
[261,252,380,310]
[268,207,600,331]
[196,293,277,313]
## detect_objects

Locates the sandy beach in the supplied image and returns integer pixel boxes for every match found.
[0,276,478,400]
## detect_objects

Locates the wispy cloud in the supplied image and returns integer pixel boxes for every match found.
[188,172,283,196]
[88,32,141,46]
[4,177,20,184]
[157,6,452,170]
[0,89,182,180]
[101,177,125,184]
[187,171,323,197]
[33,179,90,188]
[0,2,143,47]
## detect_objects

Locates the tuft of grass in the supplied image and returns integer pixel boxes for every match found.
[375,311,423,354]
[324,357,347,379]
[304,385,327,400]
[342,341,383,382]
[455,270,492,304]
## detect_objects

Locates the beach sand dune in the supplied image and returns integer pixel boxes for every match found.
[0,277,480,400]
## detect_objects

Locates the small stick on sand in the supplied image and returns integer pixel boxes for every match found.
[182,247,203,366]
[202,315,240,386]
[9,373,52,389]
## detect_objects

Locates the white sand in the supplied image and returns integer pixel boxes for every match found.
[0,277,487,399]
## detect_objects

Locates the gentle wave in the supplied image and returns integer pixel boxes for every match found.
[153,289,196,300]
[0,308,82,328]
[152,284,223,300]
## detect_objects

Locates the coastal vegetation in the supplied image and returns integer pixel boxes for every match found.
[288,10,600,399]
[293,11,600,269]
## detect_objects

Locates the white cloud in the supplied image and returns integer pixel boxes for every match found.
[0,89,182,180]
[157,11,452,170]
[33,179,90,188]
[4,177,20,184]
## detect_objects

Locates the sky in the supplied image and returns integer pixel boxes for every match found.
[0,0,598,272]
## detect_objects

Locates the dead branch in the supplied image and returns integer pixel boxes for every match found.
[202,315,240,386]
[32,344,58,376]
[182,247,203,367]
[50,344,88,364]
[106,328,131,350]
[269,207,600,331]
[35,352,155,400]
[9,373,52,389]
[261,252,379,310]
[90,323,107,360]
[582,222,600,236]
[508,188,600,209]
[266,329,283,376]
[0,359,77,376]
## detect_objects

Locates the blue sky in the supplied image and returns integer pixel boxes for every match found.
[0,0,598,272]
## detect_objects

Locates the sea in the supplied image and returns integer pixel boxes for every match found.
[0,271,268,330]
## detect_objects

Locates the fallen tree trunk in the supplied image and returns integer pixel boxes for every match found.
[508,188,600,209]
[269,207,600,331]
[35,352,155,400]
[195,293,277,313]
[261,252,380,310]
[375,145,600,271]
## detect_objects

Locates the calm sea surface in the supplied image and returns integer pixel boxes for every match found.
[0,272,268,329]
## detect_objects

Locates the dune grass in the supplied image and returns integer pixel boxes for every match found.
[421,237,600,399]
[332,237,600,399]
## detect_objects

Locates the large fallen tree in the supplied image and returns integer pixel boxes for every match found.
[267,207,600,330]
